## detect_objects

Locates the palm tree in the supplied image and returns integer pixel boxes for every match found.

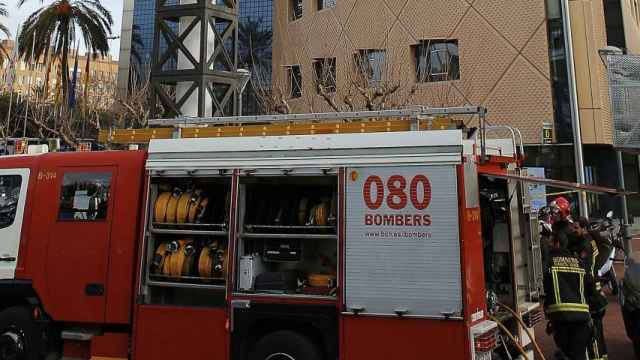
[238,17,272,72]
[129,24,147,86]
[0,2,10,59]
[17,0,113,106]
[238,18,272,114]
[130,24,145,68]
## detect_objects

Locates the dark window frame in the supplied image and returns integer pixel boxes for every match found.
[286,65,303,98]
[58,172,113,222]
[290,0,303,21]
[0,175,22,229]
[354,49,386,87]
[413,39,460,83]
[313,57,337,94]
[317,0,336,10]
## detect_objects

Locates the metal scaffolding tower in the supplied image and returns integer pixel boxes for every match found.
[151,0,241,118]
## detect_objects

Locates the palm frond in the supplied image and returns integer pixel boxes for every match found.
[0,23,9,38]
[0,2,9,38]
[17,0,45,8]
[17,0,114,109]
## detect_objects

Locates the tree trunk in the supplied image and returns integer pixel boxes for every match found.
[41,38,52,101]
[61,25,70,112]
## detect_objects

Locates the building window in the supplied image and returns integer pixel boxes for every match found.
[414,40,460,82]
[58,172,112,221]
[313,57,336,94]
[290,0,303,21]
[355,49,386,87]
[318,0,336,10]
[286,65,302,98]
[0,175,22,229]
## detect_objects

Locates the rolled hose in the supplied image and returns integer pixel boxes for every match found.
[488,315,530,360]
[497,302,546,360]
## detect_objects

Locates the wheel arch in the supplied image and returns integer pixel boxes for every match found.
[0,280,42,312]
[0,279,61,357]
[247,318,328,358]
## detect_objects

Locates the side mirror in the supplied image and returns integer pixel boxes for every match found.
[606,210,614,220]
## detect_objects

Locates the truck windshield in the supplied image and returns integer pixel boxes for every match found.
[0,175,22,229]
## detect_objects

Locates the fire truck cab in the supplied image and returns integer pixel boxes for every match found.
[0,107,624,360]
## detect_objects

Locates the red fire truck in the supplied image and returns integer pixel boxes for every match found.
[0,107,624,360]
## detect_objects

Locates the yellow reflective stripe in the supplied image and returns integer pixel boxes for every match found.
[551,266,586,274]
[546,303,590,313]
[552,269,561,304]
[580,273,585,304]
[592,338,601,359]
[592,241,599,276]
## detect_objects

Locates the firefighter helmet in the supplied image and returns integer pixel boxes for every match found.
[551,196,571,220]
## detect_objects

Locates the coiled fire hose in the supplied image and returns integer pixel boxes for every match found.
[488,314,530,360]
[497,302,546,360]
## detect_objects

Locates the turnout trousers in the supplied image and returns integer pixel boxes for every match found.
[589,310,607,360]
[553,321,591,360]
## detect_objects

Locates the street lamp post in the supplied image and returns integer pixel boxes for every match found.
[236,69,251,116]
[560,0,588,217]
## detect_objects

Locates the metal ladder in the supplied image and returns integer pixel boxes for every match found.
[518,167,544,301]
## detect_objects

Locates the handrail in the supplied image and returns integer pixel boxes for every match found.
[474,125,525,159]
[147,106,485,127]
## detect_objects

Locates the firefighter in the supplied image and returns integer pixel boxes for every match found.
[576,217,608,360]
[544,230,595,360]
[550,197,578,251]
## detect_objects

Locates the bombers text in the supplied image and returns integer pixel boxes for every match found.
[364,213,432,226]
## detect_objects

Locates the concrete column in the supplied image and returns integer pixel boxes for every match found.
[176,0,216,116]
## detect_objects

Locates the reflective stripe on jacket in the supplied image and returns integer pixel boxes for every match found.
[544,251,593,323]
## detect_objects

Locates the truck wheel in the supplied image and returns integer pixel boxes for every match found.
[0,307,40,360]
[249,330,322,360]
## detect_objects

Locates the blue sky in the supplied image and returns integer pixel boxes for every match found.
[1,0,123,59]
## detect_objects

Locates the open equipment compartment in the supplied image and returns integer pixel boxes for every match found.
[141,174,231,306]
[235,171,338,298]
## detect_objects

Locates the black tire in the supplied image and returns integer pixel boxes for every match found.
[249,330,322,360]
[0,307,40,360]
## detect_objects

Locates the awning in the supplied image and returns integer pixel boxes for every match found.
[480,169,634,196]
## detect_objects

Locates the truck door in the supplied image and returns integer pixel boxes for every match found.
[0,169,29,279]
[45,168,115,323]
[342,165,467,359]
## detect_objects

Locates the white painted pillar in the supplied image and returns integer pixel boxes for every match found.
[176,0,217,116]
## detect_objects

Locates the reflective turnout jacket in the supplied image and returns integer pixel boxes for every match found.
[544,250,595,323]
[584,237,608,312]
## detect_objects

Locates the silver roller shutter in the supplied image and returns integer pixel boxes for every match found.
[345,165,462,319]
